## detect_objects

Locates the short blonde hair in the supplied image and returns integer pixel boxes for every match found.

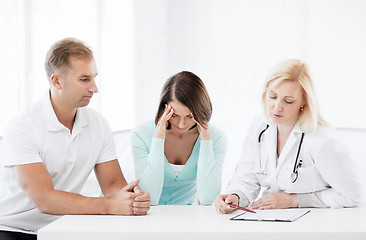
[262,59,328,132]
[45,38,93,82]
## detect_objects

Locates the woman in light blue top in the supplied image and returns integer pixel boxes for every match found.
[131,71,227,205]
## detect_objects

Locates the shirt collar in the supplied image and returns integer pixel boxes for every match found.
[41,91,88,132]
[262,114,304,134]
[292,123,303,134]
[72,107,88,136]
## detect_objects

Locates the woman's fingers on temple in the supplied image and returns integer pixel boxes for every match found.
[166,108,174,119]
[160,112,167,121]
[165,104,172,112]
[161,106,173,121]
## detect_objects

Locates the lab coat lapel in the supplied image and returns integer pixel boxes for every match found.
[263,124,277,174]
[276,126,299,172]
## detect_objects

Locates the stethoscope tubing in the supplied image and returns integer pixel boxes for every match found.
[292,132,305,182]
[258,124,305,183]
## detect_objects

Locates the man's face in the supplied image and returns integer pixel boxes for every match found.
[58,57,98,108]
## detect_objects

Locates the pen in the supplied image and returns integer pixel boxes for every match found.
[228,203,256,213]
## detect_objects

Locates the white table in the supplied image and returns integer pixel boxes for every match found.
[38,205,366,240]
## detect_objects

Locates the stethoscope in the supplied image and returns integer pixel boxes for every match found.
[258,124,305,183]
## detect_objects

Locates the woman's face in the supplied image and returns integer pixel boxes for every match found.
[266,79,306,127]
[168,99,196,134]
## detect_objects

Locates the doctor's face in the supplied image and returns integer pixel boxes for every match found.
[266,79,305,127]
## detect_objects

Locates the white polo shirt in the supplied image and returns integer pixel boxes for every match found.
[0,92,117,234]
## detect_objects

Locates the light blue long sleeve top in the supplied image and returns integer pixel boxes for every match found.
[131,120,227,205]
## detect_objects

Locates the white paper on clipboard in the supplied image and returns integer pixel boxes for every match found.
[230,209,310,222]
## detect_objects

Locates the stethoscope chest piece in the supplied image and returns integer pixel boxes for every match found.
[291,172,298,183]
[258,124,305,184]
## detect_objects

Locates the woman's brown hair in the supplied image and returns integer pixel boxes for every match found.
[155,71,212,129]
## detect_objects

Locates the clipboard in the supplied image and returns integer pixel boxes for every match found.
[230,208,310,222]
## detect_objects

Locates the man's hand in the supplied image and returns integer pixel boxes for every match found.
[106,180,151,215]
[133,185,151,215]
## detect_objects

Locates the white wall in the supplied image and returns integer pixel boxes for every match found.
[132,0,366,189]
[0,0,135,134]
[1,0,365,192]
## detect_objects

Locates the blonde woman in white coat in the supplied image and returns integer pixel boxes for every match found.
[215,59,364,213]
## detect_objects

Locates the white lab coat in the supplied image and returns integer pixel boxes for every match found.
[227,115,364,208]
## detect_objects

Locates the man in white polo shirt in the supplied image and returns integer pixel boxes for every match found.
[0,38,150,240]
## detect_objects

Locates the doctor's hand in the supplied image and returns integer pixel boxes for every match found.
[155,104,174,139]
[249,193,299,210]
[214,194,239,214]
[193,118,211,140]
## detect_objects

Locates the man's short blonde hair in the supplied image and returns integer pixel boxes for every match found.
[45,38,93,83]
